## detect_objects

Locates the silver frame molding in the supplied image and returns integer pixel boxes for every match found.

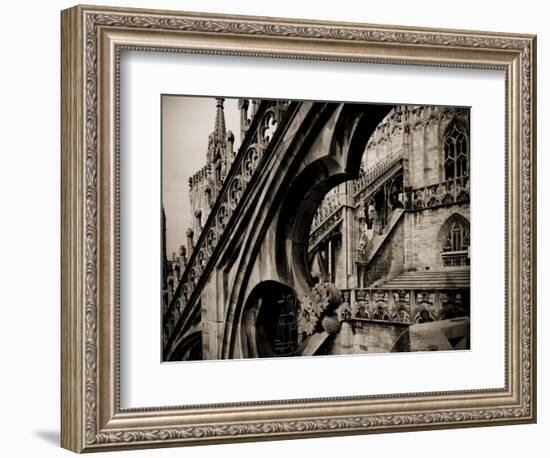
[61,4,537,453]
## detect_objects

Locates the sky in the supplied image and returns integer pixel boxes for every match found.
[162,95,241,256]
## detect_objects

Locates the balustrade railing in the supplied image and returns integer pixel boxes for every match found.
[308,149,404,251]
[405,176,470,211]
[337,287,469,325]
[308,206,344,250]
[163,99,293,345]
[352,149,403,198]
[441,250,469,267]
[310,190,347,234]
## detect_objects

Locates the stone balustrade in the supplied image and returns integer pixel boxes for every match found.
[308,149,404,251]
[352,149,403,198]
[405,175,470,211]
[310,188,346,233]
[337,287,468,325]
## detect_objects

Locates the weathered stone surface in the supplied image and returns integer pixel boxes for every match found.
[409,317,470,351]
[163,101,470,360]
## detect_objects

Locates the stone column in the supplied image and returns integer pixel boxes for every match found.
[410,289,417,323]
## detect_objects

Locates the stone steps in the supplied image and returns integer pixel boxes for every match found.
[383,269,470,289]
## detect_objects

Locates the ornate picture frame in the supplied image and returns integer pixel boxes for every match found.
[61,4,536,453]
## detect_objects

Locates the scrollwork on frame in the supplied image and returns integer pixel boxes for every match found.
[92,405,531,445]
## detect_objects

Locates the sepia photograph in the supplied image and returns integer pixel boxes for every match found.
[161,96,471,362]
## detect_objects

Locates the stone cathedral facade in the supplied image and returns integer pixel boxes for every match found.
[304,105,470,356]
[162,99,470,361]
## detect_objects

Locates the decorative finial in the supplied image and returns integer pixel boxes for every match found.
[214,98,226,140]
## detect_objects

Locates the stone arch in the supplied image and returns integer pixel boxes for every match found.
[390,328,411,352]
[276,156,346,290]
[219,103,341,359]
[169,329,202,361]
[240,280,299,359]
[216,102,393,359]
[275,103,393,293]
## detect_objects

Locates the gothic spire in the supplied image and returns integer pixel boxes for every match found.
[213,97,226,141]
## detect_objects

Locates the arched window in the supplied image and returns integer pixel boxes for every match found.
[241,281,299,359]
[440,216,470,267]
[442,221,469,252]
[443,121,469,180]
